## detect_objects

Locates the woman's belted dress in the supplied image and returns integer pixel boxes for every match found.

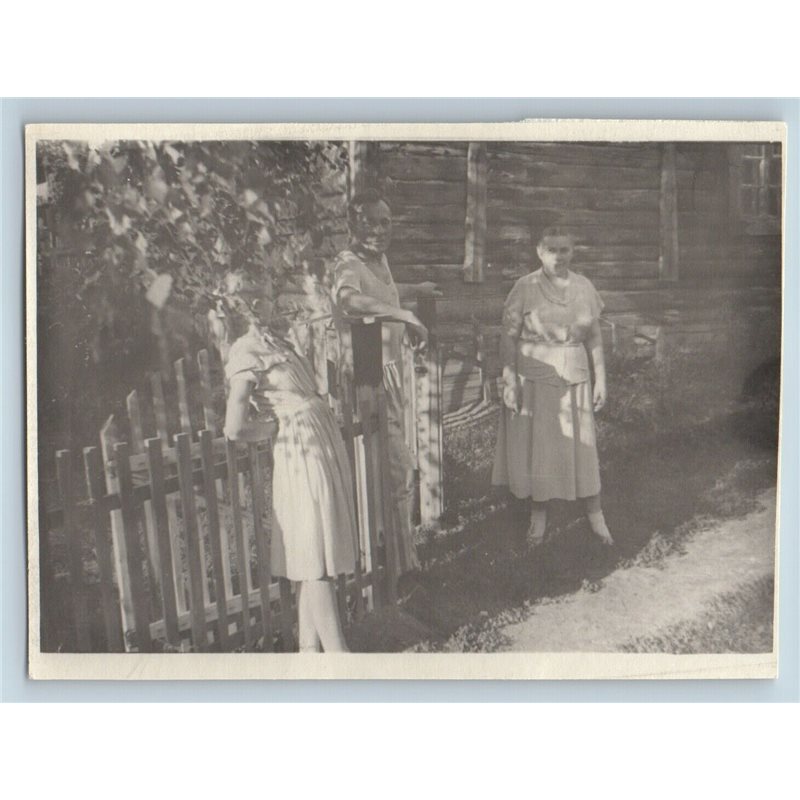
[492,269,604,502]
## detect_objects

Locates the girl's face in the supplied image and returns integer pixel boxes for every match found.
[537,235,574,275]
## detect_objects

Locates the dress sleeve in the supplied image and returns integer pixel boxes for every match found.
[333,252,364,300]
[499,278,527,369]
[224,339,286,385]
[584,277,605,320]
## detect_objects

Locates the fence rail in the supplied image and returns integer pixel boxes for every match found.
[39,310,444,653]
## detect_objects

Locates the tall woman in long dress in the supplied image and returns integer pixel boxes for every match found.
[222,275,357,652]
[492,227,614,548]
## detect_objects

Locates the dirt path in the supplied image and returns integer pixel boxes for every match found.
[499,488,777,652]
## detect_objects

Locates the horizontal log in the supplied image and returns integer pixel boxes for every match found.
[680,241,781,260]
[576,263,661,279]
[378,141,470,158]
[392,264,466,283]
[677,188,726,212]
[488,142,662,168]
[487,185,661,211]
[392,203,467,225]
[381,153,467,183]
[488,223,660,246]
[486,183,721,215]
[677,210,729,226]
[487,205,661,230]
[684,170,727,192]
[490,161,664,190]
[576,244,660,262]
[389,241,465,265]
[487,241,660,263]
[387,179,467,207]
[392,222,466,244]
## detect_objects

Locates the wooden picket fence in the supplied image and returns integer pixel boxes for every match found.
[39,306,444,653]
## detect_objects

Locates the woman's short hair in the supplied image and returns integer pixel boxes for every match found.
[537,225,576,244]
[348,189,390,221]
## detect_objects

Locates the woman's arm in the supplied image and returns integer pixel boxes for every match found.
[338,286,428,344]
[586,319,607,412]
[499,282,526,412]
[224,375,276,442]
[396,281,442,302]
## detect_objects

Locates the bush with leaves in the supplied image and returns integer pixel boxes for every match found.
[36,138,350,458]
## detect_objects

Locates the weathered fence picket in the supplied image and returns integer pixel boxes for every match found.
[248,441,275,651]
[199,429,231,650]
[55,450,91,652]
[114,442,153,653]
[144,437,181,648]
[83,446,125,652]
[225,437,253,649]
[175,432,208,651]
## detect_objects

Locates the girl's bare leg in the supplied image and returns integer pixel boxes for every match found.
[297,582,321,652]
[584,494,613,545]
[302,579,350,653]
[528,500,548,548]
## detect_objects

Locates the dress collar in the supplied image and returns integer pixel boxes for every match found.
[536,268,576,306]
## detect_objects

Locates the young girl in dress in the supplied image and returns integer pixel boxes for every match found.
[222,272,357,652]
[492,226,614,548]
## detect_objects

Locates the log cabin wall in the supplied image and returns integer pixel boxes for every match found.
[371,140,781,291]
[378,141,470,281]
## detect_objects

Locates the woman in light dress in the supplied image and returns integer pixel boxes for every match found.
[222,274,357,652]
[492,227,614,548]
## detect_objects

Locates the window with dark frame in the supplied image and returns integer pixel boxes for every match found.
[731,143,782,231]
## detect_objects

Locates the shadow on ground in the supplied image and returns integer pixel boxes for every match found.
[348,391,778,653]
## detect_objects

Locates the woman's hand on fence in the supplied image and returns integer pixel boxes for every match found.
[593,378,607,413]
[415,281,443,299]
[503,381,521,414]
[402,310,429,349]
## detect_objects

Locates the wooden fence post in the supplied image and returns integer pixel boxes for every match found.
[175,433,208,651]
[127,388,162,597]
[199,429,231,650]
[56,450,91,652]
[100,415,136,648]
[149,372,170,443]
[417,297,444,524]
[248,442,275,651]
[144,438,181,650]
[174,358,193,436]
[225,439,254,649]
[659,142,679,281]
[114,442,153,653]
[339,372,366,619]
[464,142,488,283]
[351,319,387,608]
[83,446,125,652]
[198,349,234,600]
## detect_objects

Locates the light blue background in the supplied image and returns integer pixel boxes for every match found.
[2,98,797,702]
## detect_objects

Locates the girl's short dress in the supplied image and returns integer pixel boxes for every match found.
[492,269,604,502]
[225,330,358,582]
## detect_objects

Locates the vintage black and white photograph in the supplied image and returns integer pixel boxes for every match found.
[26,122,783,679]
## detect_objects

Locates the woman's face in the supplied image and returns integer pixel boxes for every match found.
[223,271,274,328]
[351,200,393,255]
[537,235,574,275]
